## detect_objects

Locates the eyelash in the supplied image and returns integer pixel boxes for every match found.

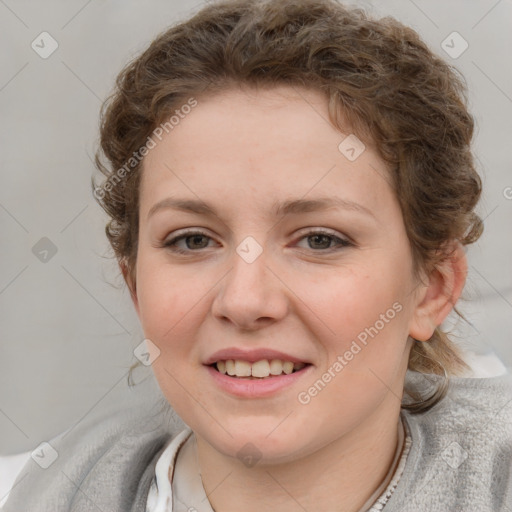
[162,229,353,255]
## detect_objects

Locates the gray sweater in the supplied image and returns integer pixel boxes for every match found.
[3,370,512,511]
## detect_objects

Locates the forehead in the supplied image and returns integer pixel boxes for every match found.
[140,85,394,218]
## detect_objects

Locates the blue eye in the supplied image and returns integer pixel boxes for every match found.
[162,229,352,255]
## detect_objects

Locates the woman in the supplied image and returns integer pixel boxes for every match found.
[4,0,511,510]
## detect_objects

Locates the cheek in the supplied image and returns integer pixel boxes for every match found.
[134,255,207,353]
[296,267,413,397]
[135,260,210,411]
[298,264,408,340]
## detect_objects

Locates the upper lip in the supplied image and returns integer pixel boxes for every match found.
[204,348,311,366]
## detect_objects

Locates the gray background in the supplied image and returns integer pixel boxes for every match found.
[1,0,511,455]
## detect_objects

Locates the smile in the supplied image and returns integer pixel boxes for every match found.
[212,359,308,379]
[206,360,313,398]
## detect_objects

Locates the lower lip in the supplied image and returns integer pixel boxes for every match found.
[205,365,313,398]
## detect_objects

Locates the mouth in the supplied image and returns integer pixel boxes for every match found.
[209,359,311,379]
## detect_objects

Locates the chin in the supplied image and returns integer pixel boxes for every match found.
[195,416,316,466]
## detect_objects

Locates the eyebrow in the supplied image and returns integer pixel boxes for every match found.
[147,196,375,220]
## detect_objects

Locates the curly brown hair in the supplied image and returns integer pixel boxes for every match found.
[92,0,483,413]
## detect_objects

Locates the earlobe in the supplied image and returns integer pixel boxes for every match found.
[409,242,468,342]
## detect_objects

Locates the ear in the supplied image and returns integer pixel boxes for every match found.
[120,259,139,316]
[409,242,468,342]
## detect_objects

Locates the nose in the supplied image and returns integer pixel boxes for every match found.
[211,241,289,331]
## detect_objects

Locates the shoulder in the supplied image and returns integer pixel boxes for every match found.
[2,390,183,512]
[386,371,512,511]
[407,370,512,439]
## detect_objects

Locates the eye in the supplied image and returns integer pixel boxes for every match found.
[161,228,353,255]
[162,230,216,254]
[295,229,353,252]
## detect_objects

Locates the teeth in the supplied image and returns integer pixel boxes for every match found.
[269,359,283,375]
[282,361,294,375]
[216,360,226,374]
[234,360,252,377]
[214,359,307,378]
[225,359,236,376]
[251,360,270,378]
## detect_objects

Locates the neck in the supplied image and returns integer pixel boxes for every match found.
[195,396,403,512]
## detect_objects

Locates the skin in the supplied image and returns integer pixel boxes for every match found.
[124,85,467,512]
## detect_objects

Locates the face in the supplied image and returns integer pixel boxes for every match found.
[130,85,424,464]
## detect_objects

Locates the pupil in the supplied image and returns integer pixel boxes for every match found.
[310,234,330,249]
[188,235,207,249]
